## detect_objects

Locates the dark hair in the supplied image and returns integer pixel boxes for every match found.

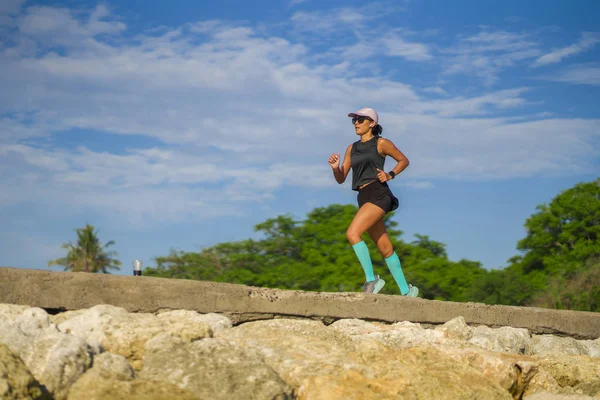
[373,124,383,136]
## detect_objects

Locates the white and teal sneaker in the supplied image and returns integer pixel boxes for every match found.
[404,284,419,297]
[362,275,386,294]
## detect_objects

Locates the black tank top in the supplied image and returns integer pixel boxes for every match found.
[351,136,385,191]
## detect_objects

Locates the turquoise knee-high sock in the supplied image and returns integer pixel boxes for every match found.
[352,241,375,282]
[385,252,409,295]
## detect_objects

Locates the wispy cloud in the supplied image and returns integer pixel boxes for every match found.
[541,64,600,86]
[532,32,600,67]
[0,3,598,224]
[290,7,374,34]
[422,86,448,96]
[289,0,308,6]
[442,30,541,85]
[381,32,432,61]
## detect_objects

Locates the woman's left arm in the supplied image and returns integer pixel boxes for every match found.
[377,138,410,181]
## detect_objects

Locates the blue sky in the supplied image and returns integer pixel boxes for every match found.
[1,0,599,276]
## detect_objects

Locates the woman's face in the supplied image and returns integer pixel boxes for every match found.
[352,116,374,136]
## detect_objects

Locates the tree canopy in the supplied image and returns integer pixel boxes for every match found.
[53,178,599,312]
[48,224,122,273]
[144,204,489,301]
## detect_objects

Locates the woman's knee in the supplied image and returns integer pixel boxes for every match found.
[379,247,393,258]
[377,240,394,258]
[346,229,362,244]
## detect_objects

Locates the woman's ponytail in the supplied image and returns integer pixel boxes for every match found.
[373,124,383,136]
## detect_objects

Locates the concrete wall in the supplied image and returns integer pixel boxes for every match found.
[1,267,599,339]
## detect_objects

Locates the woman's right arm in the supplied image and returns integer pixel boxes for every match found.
[330,144,352,184]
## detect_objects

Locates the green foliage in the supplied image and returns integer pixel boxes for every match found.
[144,178,599,312]
[530,256,600,311]
[48,224,121,273]
[518,179,600,277]
[469,178,600,311]
[145,204,486,299]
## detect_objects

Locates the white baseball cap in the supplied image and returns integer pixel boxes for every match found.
[348,107,378,124]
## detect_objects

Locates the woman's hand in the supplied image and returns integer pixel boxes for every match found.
[376,168,391,182]
[328,153,341,169]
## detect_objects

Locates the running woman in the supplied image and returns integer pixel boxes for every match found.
[328,107,419,296]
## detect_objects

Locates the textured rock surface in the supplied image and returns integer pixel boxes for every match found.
[1,303,599,400]
[0,307,94,400]
[67,352,197,400]
[0,343,50,400]
[56,304,214,370]
[139,333,294,400]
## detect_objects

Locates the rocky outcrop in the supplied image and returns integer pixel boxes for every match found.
[1,303,599,400]
[0,343,50,400]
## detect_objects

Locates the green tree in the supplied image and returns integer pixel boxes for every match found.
[145,204,487,298]
[530,256,600,311]
[518,179,600,277]
[48,224,122,273]
[472,178,600,311]
[411,234,448,258]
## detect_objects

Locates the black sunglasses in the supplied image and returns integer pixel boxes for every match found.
[351,116,371,124]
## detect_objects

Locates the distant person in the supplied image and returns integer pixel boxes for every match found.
[328,107,418,296]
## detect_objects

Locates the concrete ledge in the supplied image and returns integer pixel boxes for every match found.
[1,267,599,339]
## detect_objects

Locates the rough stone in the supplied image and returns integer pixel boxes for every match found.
[139,333,293,400]
[84,352,135,381]
[532,335,593,357]
[538,355,600,388]
[0,307,94,400]
[56,304,213,370]
[0,343,51,400]
[66,350,197,400]
[217,319,513,399]
[0,304,30,323]
[468,325,532,355]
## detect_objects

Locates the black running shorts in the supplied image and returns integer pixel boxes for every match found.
[357,180,399,214]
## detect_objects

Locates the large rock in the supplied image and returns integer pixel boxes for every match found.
[0,343,51,400]
[2,302,599,400]
[0,307,94,400]
[217,319,513,399]
[581,338,600,358]
[522,355,600,398]
[139,333,293,400]
[56,305,215,370]
[0,304,30,323]
[468,325,532,355]
[67,351,197,400]
[155,309,233,333]
[537,355,600,388]
[532,335,593,357]
[330,317,539,398]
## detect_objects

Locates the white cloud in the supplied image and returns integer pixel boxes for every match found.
[542,64,600,86]
[290,4,400,35]
[423,86,447,96]
[381,33,432,61]
[406,88,530,117]
[391,116,599,180]
[289,0,308,6]
[18,5,125,49]
[532,32,600,67]
[442,30,542,85]
[0,3,597,224]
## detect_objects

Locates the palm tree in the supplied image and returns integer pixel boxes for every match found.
[48,224,122,273]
